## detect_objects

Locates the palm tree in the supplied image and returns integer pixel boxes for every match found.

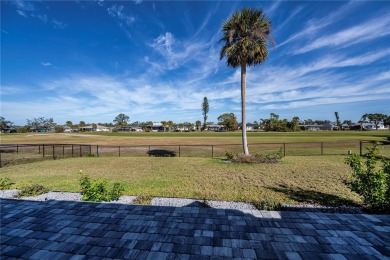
[220,7,273,155]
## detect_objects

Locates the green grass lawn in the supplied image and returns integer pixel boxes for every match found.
[1,131,388,146]
[0,155,362,207]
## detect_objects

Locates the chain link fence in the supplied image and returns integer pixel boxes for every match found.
[1,141,388,168]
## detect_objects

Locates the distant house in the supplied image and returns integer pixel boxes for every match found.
[300,124,324,131]
[362,123,388,130]
[79,125,111,132]
[63,126,72,132]
[207,125,225,131]
[117,126,144,132]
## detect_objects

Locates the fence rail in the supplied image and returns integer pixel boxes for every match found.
[0,141,388,168]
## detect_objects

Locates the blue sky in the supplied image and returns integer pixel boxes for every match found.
[1,0,389,125]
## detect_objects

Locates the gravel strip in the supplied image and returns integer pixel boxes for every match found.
[19,191,83,202]
[0,189,20,199]
[207,200,257,210]
[151,197,207,207]
[0,190,363,213]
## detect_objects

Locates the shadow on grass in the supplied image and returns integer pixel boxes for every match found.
[147,149,176,157]
[268,184,360,207]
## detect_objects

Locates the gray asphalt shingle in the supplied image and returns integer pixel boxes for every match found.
[1,198,389,259]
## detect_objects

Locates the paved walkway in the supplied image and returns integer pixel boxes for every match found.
[1,199,390,259]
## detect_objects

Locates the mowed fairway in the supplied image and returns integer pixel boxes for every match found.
[0,156,362,206]
[0,131,388,145]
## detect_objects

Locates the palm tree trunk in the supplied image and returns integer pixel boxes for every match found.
[241,63,249,155]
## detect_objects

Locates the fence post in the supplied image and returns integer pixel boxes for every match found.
[43,144,45,158]
[53,145,55,159]
[89,145,92,155]
[97,145,99,157]
[119,146,121,157]
[17,145,19,154]
[283,143,286,157]
[80,145,82,157]
[212,145,214,158]
[321,142,324,155]
[39,145,41,154]
[360,141,363,156]
[72,145,74,157]
[63,145,65,158]
[179,146,181,157]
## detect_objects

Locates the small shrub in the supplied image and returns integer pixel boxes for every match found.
[265,147,284,160]
[133,195,152,205]
[225,150,234,160]
[345,142,390,213]
[253,199,282,211]
[87,153,96,157]
[79,171,124,202]
[231,153,279,164]
[0,177,15,190]
[18,184,48,198]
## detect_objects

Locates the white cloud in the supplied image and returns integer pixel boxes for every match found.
[52,19,67,29]
[16,10,27,17]
[294,14,390,54]
[41,62,52,66]
[152,32,177,68]
[37,14,48,23]
[107,4,135,26]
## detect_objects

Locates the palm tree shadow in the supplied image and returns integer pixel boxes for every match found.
[268,184,359,207]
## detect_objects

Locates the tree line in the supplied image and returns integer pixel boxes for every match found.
[1,112,388,133]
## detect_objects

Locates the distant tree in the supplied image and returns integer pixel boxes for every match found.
[362,113,387,130]
[220,7,273,155]
[187,123,194,131]
[79,121,86,127]
[291,116,300,132]
[384,115,390,131]
[167,120,174,132]
[161,121,168,132]
[0,117,13,132]
[27,117,55,132]
[343,120,353,125]
[195,120,201,131]
[218,113,238,131]
[304,119,314,125]
[113,113,129,127]
[66,121,73,128]
[92,124,97,130]
[335,112,341,130]
[55,126,64,133]
[201,97,209,131]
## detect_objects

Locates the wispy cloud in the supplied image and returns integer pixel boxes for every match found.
[16,10,27,17]
[107,4,135,26]
[151,32,177,68]
[294,14,390,54]
[52,19,67,29]
[41,62,52,67]
[279,1,361,48]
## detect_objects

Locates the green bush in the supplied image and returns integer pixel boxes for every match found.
[18,184,48,198]
[0,178,15,190]
[253,199,282,211]
[225,150,234,160]
[79,171,124,202]
[345,142,390,212]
